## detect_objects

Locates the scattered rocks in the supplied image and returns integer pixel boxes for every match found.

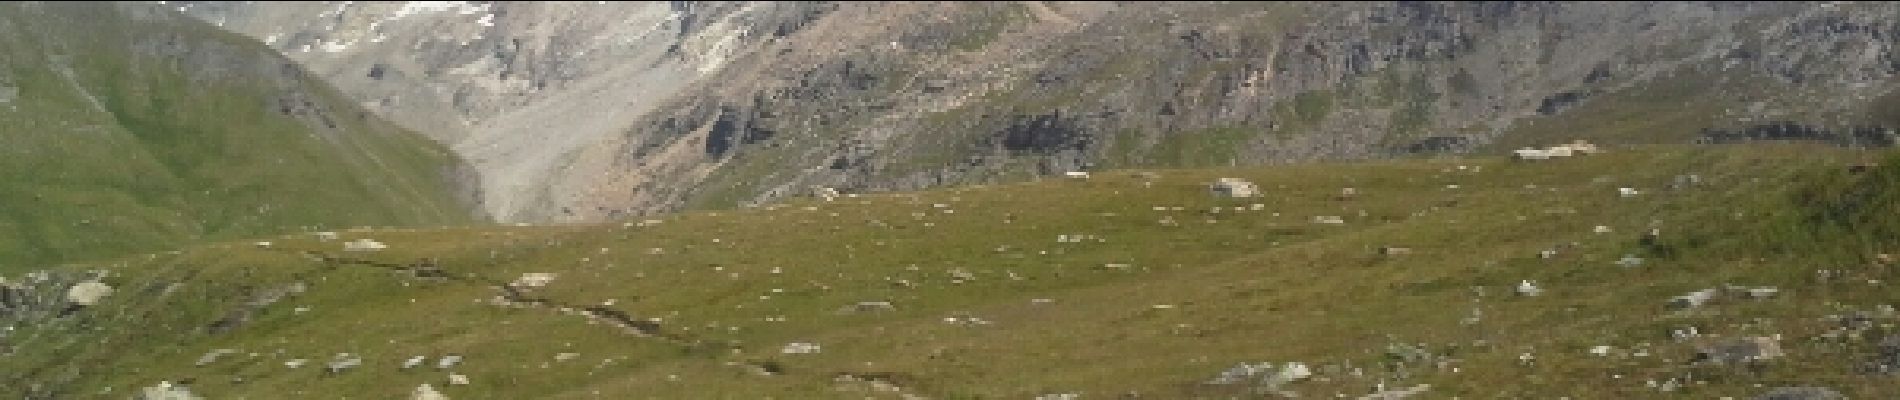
[447,373,470,385]
[403,355,428,369]
[1693,336,1784,365]
[1203,361,1312,391]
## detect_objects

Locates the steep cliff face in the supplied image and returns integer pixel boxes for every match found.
[178,1,1900,222]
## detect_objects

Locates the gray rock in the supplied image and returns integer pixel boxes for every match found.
[1694,336,1784,364]
[1752,387,1845,400]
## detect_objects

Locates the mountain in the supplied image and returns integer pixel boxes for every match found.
[4,144,1896,398]
[0,2,480,272]
[173,1,1900,223]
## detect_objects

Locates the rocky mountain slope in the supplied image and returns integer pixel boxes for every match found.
[4,144,1897,398]
[0,2,479,272]
[173,1,1900,223]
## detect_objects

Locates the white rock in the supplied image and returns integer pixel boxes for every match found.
[781,342,822,354]
[1590,345,1614,356]
[436,354,463,369]
[1516,280,1543,297]
[447,373,470,385]
[343,238,387,252]
[66,281,114,306]
[412,384,449,400]
[510,273,558,288]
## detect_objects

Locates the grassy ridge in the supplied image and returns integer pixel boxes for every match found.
[6,144,1897,398]
[0,3,475,271]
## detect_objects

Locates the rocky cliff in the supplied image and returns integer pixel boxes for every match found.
[175,1,1900,222]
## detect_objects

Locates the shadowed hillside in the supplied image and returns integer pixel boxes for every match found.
[0,2,480,272]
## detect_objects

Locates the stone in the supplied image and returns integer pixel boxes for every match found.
[837,301,896,314]
[781,342,822,354]
[447,373,470,385]
[1357,384,1431,399]
[1210,178,1260,198]
[1752,387,1845,400]
[436,354,463,369]
[138,381,203,400]
[1694,336,1784,364]
[510,273,558,288]
[66,281,114,306]
[343,238,388,251]
[1616,255,1645,267]
[326,353,363,373]
[412,384,450,400]
[1516,280,1542,297]
[1668,288,1718,310]
[194,348,238,367]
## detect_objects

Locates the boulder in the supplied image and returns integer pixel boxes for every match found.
[65,281,113,306]
[412,384,450,400]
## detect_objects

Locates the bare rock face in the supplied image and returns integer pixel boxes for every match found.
[170,1,834,221]
[175,2,1900,222]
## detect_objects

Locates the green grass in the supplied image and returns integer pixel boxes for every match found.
[0,3,475,271]
[8,144,1899,399]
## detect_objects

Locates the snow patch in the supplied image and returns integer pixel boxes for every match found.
[394,1,491,19]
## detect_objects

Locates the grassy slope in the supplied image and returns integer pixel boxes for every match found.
[6,144,1898,399]
[0,3,475,272]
